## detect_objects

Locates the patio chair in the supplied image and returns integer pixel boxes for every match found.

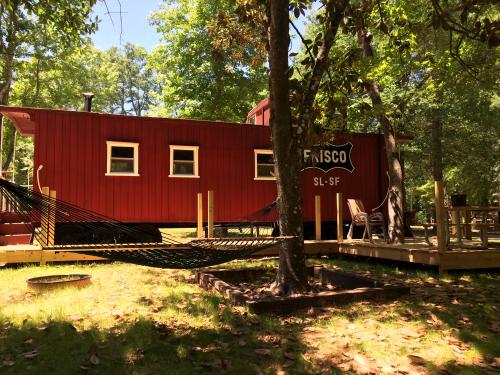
[347,199,387,242]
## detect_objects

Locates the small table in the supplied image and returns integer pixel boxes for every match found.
[448,206,500,247]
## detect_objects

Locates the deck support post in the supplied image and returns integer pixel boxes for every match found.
[40,187,50,265]
[451,210,459,236]
[207,190,214,238]
[336,193,343,244]
[48,190,56,248]
[197,193,203,238]
[434,180,447,273]
[315,195,321,241]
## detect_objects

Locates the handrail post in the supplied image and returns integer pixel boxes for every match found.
[336,192,343,244]
[315,195,321,240]
[197,193,203,238]
[207,190,214,238]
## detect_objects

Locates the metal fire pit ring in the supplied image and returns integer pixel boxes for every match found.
[27,274,92,292]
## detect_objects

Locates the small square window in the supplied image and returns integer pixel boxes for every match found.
[169,145,199,178]
[106,141,139,176]
[254,149,275,180]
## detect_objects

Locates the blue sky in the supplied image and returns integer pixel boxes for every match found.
[91,0,162,51]
[91,0,307,53]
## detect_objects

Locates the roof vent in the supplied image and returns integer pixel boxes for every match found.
[83,93,95,112]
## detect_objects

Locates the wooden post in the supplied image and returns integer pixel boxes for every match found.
[48,190,56,247]
[434,180,447,273]
[465,209,472,240]
[39,186,50,266]
[336,192,343,244]
[197,193,203,238]
[315,195,321,241]
[450,210,459,236]
[207,190,214,238]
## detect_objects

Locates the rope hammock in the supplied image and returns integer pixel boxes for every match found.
[0,179,283,269]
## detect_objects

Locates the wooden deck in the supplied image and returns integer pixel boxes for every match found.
[0,244,106,265]
[1,238,499,272]
[335,239,500,272]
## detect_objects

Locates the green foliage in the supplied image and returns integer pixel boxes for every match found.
[294,0,499,210]
[149,0,268,122]
[7,41,162,182]
[0,0,99,179]
[10,42,158,113]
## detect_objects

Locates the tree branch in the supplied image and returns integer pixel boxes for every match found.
[296,0,347,142]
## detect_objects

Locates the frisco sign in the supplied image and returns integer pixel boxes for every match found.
[303,142,355,173]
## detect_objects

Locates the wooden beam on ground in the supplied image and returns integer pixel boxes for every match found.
[315,195,321,241]
[197,193,203,238]
[336,193,343,244]
[207,190,214,238]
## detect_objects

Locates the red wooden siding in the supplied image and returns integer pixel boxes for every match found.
[245,98,270,126]
[3,106,389,225]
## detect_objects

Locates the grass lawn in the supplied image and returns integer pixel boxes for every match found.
[0,258,499,374]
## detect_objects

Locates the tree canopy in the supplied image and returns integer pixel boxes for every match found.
[0,0,498,244]
[148,0,268,122]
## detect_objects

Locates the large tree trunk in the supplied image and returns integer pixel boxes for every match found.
[367,81,405,244]
[0,8,19,175]
[0,60,13,175]
[268,0,308,295]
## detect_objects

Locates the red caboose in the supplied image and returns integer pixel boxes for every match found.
[0,102,399,239]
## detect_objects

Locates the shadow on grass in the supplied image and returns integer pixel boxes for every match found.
[0,307,343,374]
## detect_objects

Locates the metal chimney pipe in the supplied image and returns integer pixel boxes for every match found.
[83,92,95,112]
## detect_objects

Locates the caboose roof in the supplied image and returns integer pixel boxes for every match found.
[0,105,413,143]
[0,105,250,136]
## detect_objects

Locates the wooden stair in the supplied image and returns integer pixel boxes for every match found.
[0,213,33,246]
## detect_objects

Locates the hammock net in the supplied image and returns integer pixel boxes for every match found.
[0,179,282,268]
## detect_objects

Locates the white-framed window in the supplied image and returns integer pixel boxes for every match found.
[105,141,139,176]
[169,145,199,178]
[254,149,275,180]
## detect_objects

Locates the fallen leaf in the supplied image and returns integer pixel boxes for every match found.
[488,320,500,333]
[2,359,15,367]
[283,352,295,360]
[351,354,371,374]
[203,344,216,352]
[24,338,33,344]
[23,350,38,359]
[89,354,100,365]
[427,312,443,326]
[254,348,272,356]
[408,354,426,365]
[342,351,352,358]
[238,339,246,347]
